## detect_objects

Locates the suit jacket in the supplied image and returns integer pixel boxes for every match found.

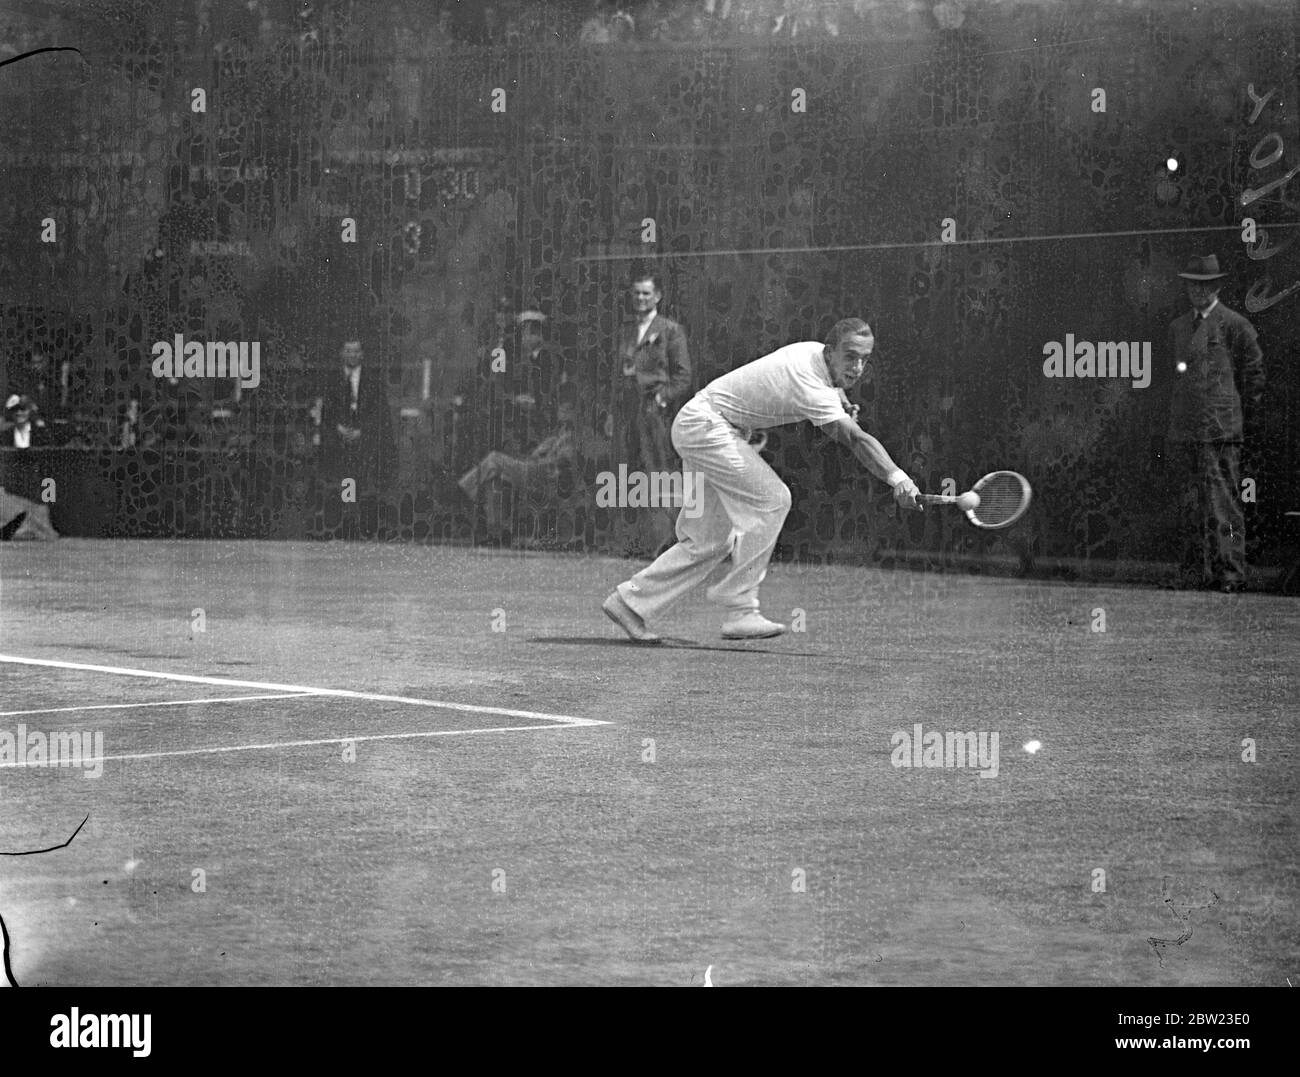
[617,313,691,405]
[480,343,569,456]
[1,421,47,449]
[1165,301,1264,444]
[320,364,397,485]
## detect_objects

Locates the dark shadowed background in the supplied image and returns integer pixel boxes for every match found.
[1,0,1297,579]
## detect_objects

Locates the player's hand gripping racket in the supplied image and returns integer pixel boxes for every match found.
[920,471,1032,529]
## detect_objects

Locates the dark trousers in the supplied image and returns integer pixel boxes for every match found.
[1177,442,1246,586]
[615,378,679,556]
[319,442,386,538]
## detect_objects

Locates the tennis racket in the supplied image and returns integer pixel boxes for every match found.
[920,470,1032,529]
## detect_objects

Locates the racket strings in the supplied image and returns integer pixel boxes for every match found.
[973,474,1026,525]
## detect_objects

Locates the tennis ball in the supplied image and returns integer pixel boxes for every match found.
[956,491,980,511]
[1176,361,1187,373]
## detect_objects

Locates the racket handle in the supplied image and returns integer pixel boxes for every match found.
[919,492,961,504]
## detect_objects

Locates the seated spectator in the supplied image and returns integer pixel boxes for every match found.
[488,307,567,456]
[1,395,46,449]
[6,349,52,416]
[458,385,581,543]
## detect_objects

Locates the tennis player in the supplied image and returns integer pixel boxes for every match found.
[602,318,922,642]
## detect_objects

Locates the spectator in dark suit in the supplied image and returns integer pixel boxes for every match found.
[491,308,568,456]
[613,271,692,556]
[1164,254,1265,592]
[474,308,566,455]
[318,338,397,533]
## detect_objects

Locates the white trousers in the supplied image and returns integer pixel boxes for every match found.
[617,393,791,622]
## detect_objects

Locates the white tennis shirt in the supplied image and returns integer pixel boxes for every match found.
[699,341,849,430]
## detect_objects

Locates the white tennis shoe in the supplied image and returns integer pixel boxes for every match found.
[602,592,661,644]
[720,611,787,640]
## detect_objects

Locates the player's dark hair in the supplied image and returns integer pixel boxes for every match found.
[629,270,662,293]
[824,318,872,351]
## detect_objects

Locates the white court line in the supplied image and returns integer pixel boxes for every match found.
[574,221,1300,262]
[0,654,608,727]
[0,692,316,718]
[0,722,597,767]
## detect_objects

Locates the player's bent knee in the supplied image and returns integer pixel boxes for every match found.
[773,484,792,512]
[681,535,731,560]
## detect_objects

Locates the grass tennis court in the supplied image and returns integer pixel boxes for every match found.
[0,539,1295,985]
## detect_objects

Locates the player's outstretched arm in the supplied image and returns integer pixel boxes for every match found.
[819,416,922,510]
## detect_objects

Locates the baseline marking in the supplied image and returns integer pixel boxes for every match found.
[0,654,607,727]
[0,722,599,767]
[574,222,1300,262]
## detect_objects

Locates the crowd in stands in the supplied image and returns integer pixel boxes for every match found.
[0,301,619,547]
[0,343,298,454]
[206,0,945,54]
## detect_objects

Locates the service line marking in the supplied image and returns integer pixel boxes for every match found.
[0,692,316,719]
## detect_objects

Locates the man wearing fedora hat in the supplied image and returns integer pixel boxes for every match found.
[459,303,571,544]
[484,307,566,459]
[514,307,567,436]
[1165,254,1264,592]
[2,394,45,449]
